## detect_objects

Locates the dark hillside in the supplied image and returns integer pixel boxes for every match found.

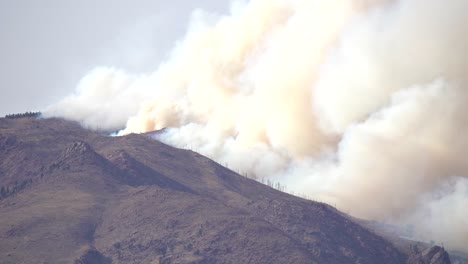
[0,117,451,263]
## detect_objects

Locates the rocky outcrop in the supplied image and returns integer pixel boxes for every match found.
[407,246,451,264]
[62,141,97,160]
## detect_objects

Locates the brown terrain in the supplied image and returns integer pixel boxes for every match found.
[0,115,457,264]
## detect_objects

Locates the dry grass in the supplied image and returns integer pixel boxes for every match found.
[0,117,453,264]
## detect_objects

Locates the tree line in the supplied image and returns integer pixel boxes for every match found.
[4,111,41,119]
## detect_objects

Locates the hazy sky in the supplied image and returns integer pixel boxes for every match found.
[0,0,230,116]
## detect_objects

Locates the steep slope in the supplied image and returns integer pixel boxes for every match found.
[0,116,450,263]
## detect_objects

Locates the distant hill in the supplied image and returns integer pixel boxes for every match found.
[0,116,452,264]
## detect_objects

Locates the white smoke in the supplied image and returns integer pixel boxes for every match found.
[45,0,468,252]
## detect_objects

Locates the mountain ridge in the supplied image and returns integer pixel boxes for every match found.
[0,116,452,263]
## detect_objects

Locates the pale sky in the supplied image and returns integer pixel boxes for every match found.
[0,0,230,116]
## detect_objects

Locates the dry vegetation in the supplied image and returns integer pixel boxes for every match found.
[0,116,455,263]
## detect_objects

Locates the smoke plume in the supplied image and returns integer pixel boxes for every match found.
[45,0,468,251]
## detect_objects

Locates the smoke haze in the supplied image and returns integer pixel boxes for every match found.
[45,0,468,251]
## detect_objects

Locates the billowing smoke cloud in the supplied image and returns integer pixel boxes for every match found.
[45,0,468,251]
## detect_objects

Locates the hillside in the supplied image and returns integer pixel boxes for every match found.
[0,116,452,264]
